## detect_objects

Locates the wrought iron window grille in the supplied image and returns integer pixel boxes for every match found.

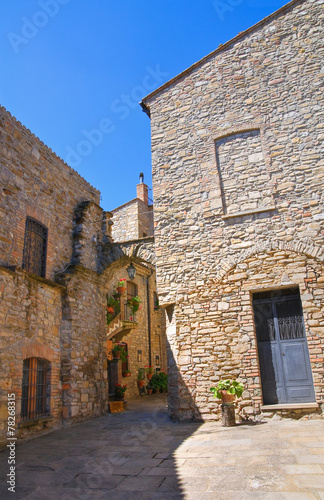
[22,217,48,278]
[21,358,51,421]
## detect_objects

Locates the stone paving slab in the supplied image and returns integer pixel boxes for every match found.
[0,394,323,499]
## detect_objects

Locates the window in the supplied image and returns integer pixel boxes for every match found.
[21,358,51,421]
[127,281,138,301]
[22,217,48,278]
[119,342,129,373]
[154,292,159,310]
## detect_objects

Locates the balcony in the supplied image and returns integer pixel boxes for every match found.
[107,300,137,339]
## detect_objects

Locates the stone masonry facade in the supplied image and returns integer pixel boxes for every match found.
[111,182,154,242]
[0,105,166,446]
[142,0,324,420]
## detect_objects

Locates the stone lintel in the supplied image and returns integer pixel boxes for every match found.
[222,206,276,220]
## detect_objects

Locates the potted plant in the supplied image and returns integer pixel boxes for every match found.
[117,278,126,294]
[137,369,145,389]
[128,295,141,314]
[146,381,153,395]
[210,379,244,404]
[106,295,120,314]
[144,365,154,380]
[115,384,127,401]
[110,343,127,361]
[150,372,168,392]
[210,379,244,427]
[122,369,131,377]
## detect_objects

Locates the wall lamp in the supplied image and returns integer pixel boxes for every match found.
[126,262,136,280]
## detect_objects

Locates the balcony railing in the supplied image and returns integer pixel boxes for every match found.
[121,300,137,323]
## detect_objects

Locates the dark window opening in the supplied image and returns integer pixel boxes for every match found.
[154,292,159,310]
[21,358,51,421]
[22,217,47,278]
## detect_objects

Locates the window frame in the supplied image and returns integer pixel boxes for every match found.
[22,217,48,278]
[21,357,51,421]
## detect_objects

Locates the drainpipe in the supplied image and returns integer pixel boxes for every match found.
[146,270,153,366]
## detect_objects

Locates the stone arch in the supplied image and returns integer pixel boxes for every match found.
[100,238,155,274]
[215,238,324,283]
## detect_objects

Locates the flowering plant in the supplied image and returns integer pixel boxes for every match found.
[144,365,154,375]
[117,279,126,287]
[115,384,127,397]
[128,295,141,313]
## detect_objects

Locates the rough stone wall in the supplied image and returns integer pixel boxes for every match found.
[144,0,324,419]
[0,105,100,279]
[0,266,63,443]
[111,199,154,242]
[59,267,108,423]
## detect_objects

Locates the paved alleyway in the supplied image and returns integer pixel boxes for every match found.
[0,394,324,499]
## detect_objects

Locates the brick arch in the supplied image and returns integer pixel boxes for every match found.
[214,238,324,283]
[22,343,54,362]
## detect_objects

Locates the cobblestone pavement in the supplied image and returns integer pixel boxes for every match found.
[0,394,323,499]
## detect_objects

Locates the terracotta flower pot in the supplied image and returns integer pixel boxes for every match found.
[137,380,145,388]
[147,373,153,380]
[147,389,153,395]
[117,286,126,294]
[112,351,121,359]
[107,306,115,314]
[123,372,131,377]
[220,390,235,405]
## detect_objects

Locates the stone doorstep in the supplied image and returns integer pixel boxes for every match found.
[18,416,54,428]
[109,400,128,413]
[260,403,319,411]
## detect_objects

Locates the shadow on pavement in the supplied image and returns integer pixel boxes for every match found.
[0,393,203,499]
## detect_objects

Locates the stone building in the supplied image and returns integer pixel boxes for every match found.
[111,173,154,241]
[141,0,324,420]
[0,105,166,446]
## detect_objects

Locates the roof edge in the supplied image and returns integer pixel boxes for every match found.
[141,0,305,111]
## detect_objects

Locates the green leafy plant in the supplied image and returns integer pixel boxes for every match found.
[106,295,120,325]
[144,365,154,375]
[110,343,128,362]
[136,368,145,381]
[128,295,141,314]
[210,379,244,400]
[149,372,168,392]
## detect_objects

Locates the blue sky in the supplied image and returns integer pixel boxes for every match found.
[1,0,288,210]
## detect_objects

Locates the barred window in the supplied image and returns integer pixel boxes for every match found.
[21,358,51,421]
[22,217,47,278]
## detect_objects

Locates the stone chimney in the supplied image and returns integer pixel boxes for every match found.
[136,172,148,205]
